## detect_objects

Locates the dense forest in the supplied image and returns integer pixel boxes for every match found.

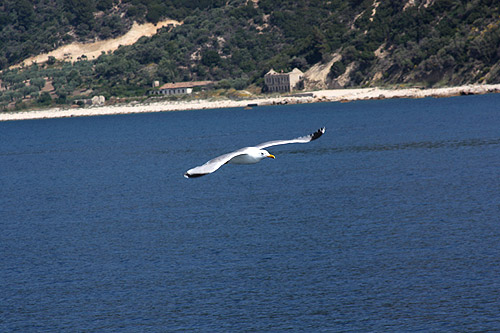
[1,0,500,110]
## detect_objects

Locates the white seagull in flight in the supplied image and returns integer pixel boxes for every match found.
[184,127,325,178]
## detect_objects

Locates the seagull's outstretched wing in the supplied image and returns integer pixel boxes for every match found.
[254,127,325,149]
[184,148,248,178]
[184,128,325,178]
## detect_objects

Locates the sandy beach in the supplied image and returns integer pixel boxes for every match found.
[1,84,500,122]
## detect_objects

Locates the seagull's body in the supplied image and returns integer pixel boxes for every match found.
[184,128,325,178]
[225,147,271,165]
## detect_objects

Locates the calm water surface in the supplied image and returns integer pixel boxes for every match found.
[1,95,500,331]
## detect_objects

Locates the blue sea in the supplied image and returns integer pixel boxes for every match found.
[1,94,500,331]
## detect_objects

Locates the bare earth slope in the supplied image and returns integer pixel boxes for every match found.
[303,53,341,90]
[13,19,182,68]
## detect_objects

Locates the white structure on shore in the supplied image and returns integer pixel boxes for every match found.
[264,68,304,93]
[150,81,213,95]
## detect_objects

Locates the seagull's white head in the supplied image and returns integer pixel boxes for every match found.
[246,147,275,161]
[258,149,275,160]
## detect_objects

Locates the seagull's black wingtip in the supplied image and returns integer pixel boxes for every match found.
[184,172,206,178]
[310,127,325,141]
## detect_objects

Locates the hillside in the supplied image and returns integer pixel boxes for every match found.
[1,0,500,111]
[11,19,182,68]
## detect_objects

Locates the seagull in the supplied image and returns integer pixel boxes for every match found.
[184,127,325,178]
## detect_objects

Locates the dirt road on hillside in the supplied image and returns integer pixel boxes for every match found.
[13,19,181,68]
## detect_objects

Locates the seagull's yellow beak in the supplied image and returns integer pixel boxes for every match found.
[267,154,275,159]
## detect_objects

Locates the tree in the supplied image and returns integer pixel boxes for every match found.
[0,56,8,70]
[146,4,167,24]
[47,56,56,65]
[96,0,114,11]
[329,61,346,78]
[37,92,52,106]
[157,58,177,82]
[30,77,45,90]
[64,0,95,28]
[15,0,35,29]
[21,85,38,98]
[201,49,221,67]
[302,28,330,65]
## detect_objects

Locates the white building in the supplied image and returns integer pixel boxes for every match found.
[150,81,213,95]
[264,68,303,93]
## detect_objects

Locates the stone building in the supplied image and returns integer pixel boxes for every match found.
[264,68,304,93]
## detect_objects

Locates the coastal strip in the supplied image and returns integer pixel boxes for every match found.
[1,84,500,122]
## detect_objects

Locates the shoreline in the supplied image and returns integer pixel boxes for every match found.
[1,84,500,122]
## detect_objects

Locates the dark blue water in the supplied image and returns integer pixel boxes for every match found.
[1,95,500,331]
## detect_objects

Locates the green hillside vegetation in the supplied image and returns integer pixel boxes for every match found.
[1,0,500,111]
